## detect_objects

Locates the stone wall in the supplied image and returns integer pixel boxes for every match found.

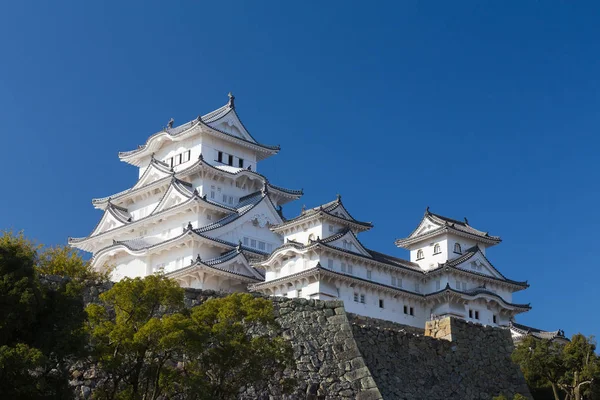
[59,280,530,400]
[351,315,532,400]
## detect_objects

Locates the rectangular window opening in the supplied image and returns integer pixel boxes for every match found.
[379,299,384,309]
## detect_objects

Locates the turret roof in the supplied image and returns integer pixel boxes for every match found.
[395,207,502,248]
[118,95,280,165]
[272,195,372,232]
[426,245,529,289]
[510,321,568,341]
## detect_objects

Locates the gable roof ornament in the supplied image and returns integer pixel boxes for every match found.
[167,118,174,129]
[228,92,235,109]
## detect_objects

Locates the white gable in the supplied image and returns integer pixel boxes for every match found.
[206,111,254,142]
[326,231,371,257]
[152,184,192,215]
[412,217,443,237]
[132,163,172,190]
[90,209,126,236]
[455,253,504,280]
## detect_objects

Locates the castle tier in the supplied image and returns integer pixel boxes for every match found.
[252,202,530,328]
[72,94,564,335]
[69,94,302,291]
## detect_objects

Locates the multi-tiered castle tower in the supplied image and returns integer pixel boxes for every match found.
[69,94,302,291]
[71,95,565,341]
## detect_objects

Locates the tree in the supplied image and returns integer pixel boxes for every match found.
[0,231,91,399]
[86,275,293,400]
[512,336,565,400]
[513,335,600,400]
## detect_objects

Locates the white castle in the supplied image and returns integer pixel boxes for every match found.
[70,94,563,341]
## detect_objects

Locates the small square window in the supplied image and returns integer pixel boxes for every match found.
[379,299,384,308]
[353,293,359,302]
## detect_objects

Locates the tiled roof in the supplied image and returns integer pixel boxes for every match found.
[428,283,531,311]
[510,322,567,341]
[258,229,422,275]
[427,246,529,288]
[118,100,279,160]
[273,196,372,231]
[92,157,302,207]
[166,249,262,282]
[396,208,501,247]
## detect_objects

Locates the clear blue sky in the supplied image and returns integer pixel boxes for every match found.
[1,1,598,338]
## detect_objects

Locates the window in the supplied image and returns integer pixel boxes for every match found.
[416,249,424,260]
[258,241,266,251]
[391,276,397,286]
[228,154,233,166]
[228,195,234,205]
[243,237,249,246]
[297,289,302,298]
[328,259,334,269]
[456,280,460,289]
[415,283,421,293]
[347,264,353,274]
[354,293,359,302]
[454,243,462,254]
[379,299,384,309]
[217,151,223,163]
[182,150,190,163]
[210,185,216,199]
[475,311,479,320]
[367,270,372,280]
[436,280,441,290]
[250,239,257,248]
[461,282,467,291]
[469,310,473,318]
[433,243,441,254]
[360,294,365,304]
[409,307,414,316]
[398,278,403,288]
[341,263,347,272]
[238,158,244,168]
[493,315,497,324]
[403,305,408,314]
[222,194,228,203]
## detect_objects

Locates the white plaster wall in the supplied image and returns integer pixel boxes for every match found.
[111,257,147,281]
[201,136,257,172]
[409,237,449,270]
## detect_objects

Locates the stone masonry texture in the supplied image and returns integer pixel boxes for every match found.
[49,278,530,400]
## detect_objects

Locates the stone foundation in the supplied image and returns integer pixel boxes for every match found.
[57,280,530,400]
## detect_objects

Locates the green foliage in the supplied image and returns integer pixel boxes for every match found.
[493,393,528,400]
[513,335,600,400]
[87,278,293,400]
[37,244,110,282]
[0,230,92,399]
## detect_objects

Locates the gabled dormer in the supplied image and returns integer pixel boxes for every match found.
[272,195,373,244]
[395,208,501,270]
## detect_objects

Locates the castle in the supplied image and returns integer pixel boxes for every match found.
[70,94,564,342]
